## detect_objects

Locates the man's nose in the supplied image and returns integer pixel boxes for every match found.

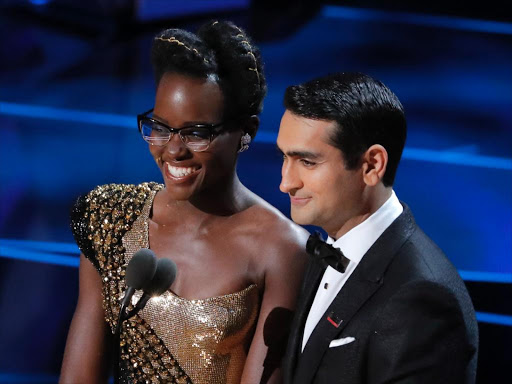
[280,160,301,193]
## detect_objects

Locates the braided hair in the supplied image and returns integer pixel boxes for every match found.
[151,21,267,124]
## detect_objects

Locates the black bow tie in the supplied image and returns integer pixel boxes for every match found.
[306,232,350,273]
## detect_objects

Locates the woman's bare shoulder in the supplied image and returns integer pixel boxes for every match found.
[241,192,309,252]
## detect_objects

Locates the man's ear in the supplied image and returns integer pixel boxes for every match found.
[244,115,260,139]
[361,144,388,186]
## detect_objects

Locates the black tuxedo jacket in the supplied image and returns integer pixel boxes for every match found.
[283,205,478,384]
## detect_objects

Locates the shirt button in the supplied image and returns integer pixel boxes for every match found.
[324,283,329,289]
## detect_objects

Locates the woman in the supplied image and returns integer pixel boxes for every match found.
[60,21,308,384]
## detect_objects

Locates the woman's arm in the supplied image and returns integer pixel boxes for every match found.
[241,228,308,384]
[60,254,112,384]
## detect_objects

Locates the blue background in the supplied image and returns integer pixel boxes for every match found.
[0,1,511,382]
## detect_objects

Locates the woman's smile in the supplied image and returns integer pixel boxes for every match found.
[164,162,202,183]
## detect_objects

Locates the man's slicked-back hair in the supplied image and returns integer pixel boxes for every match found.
[284,72,406,187]
[151,21,267,124]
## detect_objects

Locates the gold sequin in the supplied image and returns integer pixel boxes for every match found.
[72,183,260,383]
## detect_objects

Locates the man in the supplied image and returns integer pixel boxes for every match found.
[278,73,478,383]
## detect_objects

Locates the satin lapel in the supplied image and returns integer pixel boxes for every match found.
[294,267,381,384]
[283,259,325,383]
[294,204,416,384]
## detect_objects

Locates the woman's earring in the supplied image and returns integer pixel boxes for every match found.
[238,133,251,153]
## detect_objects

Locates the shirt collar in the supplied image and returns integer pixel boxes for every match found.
[326,190,403,265]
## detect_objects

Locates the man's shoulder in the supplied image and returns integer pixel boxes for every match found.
[380,220,475,318]
[378,204,454,281]
[394,223,458,283]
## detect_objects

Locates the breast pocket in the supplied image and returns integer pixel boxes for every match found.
[329,336,356,348]
[316,337,361,383]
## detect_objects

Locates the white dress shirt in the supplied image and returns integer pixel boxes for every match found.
[301,191,403,351]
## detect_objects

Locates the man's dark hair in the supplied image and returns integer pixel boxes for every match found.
[151,21,267,124]
[284,72,406,187]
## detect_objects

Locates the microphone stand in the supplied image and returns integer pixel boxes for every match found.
[113,288,134,384]
[112,256,176,383]
[124,294,151,320]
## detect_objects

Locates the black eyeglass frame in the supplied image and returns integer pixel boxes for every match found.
[137,108,226,152]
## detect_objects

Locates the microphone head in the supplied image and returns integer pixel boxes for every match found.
[144,258,177,296]
[125,249,157,289]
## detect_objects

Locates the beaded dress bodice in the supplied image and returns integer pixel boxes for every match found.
[71,183,260,383]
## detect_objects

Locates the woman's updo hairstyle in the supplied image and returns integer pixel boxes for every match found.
[151,21,267,123]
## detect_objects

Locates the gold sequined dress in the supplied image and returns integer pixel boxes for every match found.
[71,183,260,384]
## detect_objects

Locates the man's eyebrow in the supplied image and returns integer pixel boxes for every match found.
[288,151,320,159]
[276,146,321,159]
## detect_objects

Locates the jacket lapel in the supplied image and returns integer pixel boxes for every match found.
[283,259,325,384]
[294,266,382,384]
[293,204,416,384]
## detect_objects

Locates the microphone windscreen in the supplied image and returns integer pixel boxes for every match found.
[126,249,157,289]
[144,258,177,296]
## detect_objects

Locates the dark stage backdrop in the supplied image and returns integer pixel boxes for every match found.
[0,1,511,382]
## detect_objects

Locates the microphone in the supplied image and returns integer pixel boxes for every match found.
[124,257,178,319]
[114,249,157,384]
[120,249,158,313]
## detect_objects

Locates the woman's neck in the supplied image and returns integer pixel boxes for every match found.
[160,173,250,219]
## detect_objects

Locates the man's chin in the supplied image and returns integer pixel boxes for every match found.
[290,210,313,226]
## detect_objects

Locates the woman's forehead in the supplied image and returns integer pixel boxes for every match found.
[155,73,224,123]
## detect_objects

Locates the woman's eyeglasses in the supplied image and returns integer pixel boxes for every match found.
[137,109,225,152]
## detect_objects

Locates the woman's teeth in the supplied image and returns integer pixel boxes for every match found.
[166,164,199,177]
